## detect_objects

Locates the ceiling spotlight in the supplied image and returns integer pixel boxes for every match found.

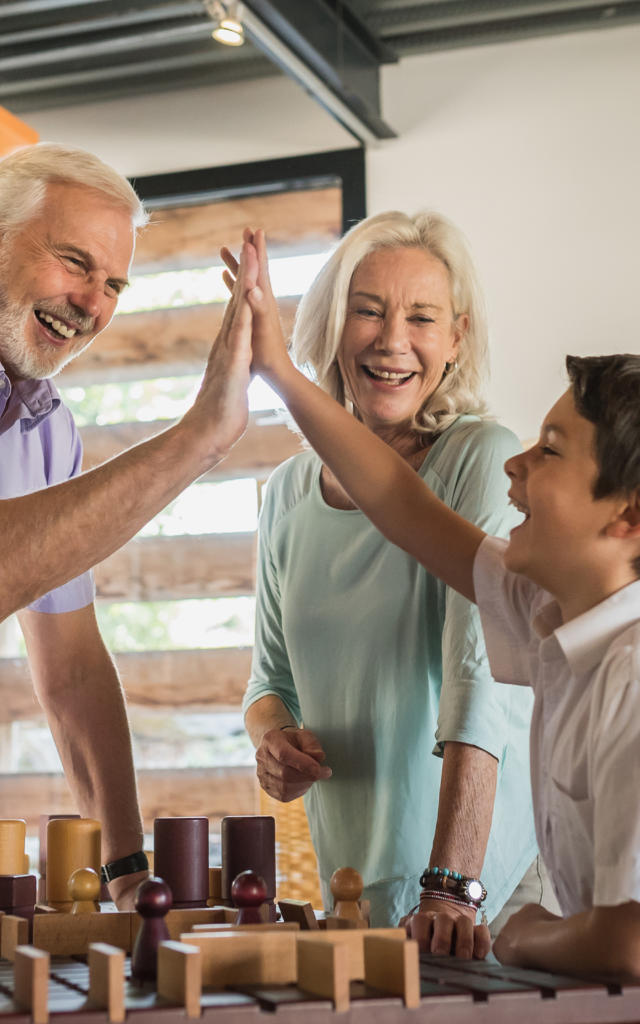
[206,1,245,47]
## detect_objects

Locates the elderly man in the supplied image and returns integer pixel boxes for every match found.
[0,143,252,908]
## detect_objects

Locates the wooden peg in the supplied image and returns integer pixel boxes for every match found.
[157,940,202,1018]
[88,943,125,1022]
[297,937,350,1012]
[363,933,420,1008]
[1,913,29,961]
[14,945,49,1024]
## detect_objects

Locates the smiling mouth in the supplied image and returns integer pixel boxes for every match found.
[34,309,78,341]
[509,496,530,522]
[363,366,416,385]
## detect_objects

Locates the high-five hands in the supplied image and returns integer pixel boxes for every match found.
[220,228,292,382]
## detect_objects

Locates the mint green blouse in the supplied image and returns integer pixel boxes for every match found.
[244,416,537,924]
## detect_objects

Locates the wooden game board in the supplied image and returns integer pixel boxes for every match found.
[1,948,640,1024]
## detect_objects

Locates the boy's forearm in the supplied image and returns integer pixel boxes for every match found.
[496,903,640,980]
[267,360,483,602]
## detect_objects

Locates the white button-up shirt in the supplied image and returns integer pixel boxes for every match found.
[474,536,640,917]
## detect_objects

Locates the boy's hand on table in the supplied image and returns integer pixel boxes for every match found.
[492,902,560,964]
[400,897,491,959]
[255,726,332,802]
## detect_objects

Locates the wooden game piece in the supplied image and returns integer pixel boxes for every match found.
[88,942,125,1022]
[181,929,297,987]
[31,907,133,956]
[0,818,26,874]
[1,913,29,961]
[153,817,209,909]
[278,898,319,930]
[69,867,101,914]
[363,933,420,1008]
[14,945,49,1024]
[46,818,101,912]
[329,866,365,921]
[230,870,267,924]
[0,874,37,931]
[297,936,350,1012]
[157,940,202,1019]
[131,876,172,984]
[221,816,276,920]
[38,814,79,902]
[297,927,405,981]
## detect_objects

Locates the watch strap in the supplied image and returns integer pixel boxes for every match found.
[101,851,149,884]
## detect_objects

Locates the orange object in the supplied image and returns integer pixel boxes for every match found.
[0,106,39,156]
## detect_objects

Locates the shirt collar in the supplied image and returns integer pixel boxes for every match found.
[0,358,61,431]
[553,580,640,675]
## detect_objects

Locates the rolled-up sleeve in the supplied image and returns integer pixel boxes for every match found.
[28,408,95,614]
[243,496,301,724]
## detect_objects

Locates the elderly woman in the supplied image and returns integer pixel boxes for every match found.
[239,211,539,950]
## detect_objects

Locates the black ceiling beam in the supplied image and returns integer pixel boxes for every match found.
[239,0,397,143]
[373,1,640,52]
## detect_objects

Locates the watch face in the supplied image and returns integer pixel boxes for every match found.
[466,879,483,901]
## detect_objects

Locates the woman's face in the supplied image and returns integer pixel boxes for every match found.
[337,246,466,436]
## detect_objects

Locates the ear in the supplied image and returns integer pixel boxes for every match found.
[606,491,640,539]
[451,313,469,357]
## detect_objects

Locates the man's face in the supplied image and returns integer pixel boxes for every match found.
[0,182,134,381]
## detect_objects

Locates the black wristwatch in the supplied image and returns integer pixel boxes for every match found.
[101,851,149,884]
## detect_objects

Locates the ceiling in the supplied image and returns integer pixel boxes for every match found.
[2,0,639,137]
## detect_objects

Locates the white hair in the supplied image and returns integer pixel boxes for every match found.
[0,143,148,236]
[292,210,489,438]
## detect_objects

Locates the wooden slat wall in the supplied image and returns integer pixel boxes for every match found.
[1,648,253,723]
[133,187,341,272]
[6,185,341,832]
[79,411,304,481]
[1,767,258,832]
[57,300,298,385]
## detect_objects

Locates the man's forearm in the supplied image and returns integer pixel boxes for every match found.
[244,694,296,747]
[20,608,143,862]
[0,419,215,621]
[428,741,498,877]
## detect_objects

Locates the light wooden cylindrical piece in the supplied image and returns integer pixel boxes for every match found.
[0,818,26,875]
[46,818,101,911]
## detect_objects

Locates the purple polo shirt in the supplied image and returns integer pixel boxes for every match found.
[0,362,95,613]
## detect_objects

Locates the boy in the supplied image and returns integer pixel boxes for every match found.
[229,229,640,978]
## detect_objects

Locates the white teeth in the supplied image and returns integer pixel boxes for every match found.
[366,367,414,381]
[36,311,77,338]
[510,498,530,518]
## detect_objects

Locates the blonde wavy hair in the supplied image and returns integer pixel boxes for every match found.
[292,210,489,439]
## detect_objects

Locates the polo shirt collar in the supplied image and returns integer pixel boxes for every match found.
[0,358,61,431]
[553,580,640,675]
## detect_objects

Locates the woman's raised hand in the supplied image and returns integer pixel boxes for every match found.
[220,228,292,381]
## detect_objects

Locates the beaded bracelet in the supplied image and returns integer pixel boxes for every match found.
[419,866,487,906]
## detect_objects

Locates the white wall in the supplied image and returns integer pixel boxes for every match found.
[371,25,640,438]
[27,23,640,439]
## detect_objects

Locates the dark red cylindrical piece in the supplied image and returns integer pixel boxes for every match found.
[153,816,209,908]
[221,815,276,901]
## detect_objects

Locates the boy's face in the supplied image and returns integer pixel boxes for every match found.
[504,389,626,612]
